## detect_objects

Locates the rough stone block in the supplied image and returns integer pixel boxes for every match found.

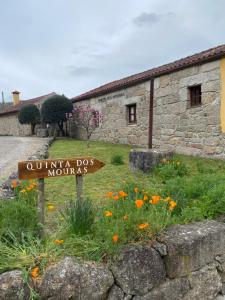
[39,257,114,300]
[110,245,166,296]
[107,285,125,300]
[0,270,29,300]
[183,264,222,300]
[160,221,225,278]
[129,149,174,173]
[133,277,190,300]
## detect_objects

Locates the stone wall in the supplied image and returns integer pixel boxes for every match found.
[70,59,225,158]
[1,220,225,299]
[153,59,225,157]
[0,113,31,136]
[69,81,151,146]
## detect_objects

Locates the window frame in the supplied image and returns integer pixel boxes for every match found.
[127,103,137,124]
[188,85,202,107]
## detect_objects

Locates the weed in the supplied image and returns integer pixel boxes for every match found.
[64,198,95,236]
[111,154,124,165]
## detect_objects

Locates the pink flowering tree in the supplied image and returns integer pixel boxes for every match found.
[67,105,103,147]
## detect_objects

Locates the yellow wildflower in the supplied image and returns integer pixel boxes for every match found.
[104,211,113,217]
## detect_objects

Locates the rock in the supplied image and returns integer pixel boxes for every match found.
[133,277,190,300]
[160,221,225,278]
[129,149,174,173]
[183,264,222,300]
[110,245,166,296]
[107,285,124,300]
[152,241,167,256]
[0,270,29,300]
[39,257,114,300]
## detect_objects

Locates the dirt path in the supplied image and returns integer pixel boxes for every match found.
[0,136,49,182]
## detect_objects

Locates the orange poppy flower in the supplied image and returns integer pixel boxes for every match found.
[119,191,128,197]
[113,195,119,201]
[54,239,64,245]
[169,200,177,211]
[104,211,113,217]
[138,223,149,229]
[150,195,161,205]
[164,197,171,202]
[135,199,144,208]
[112,234,118,243]
[143,195,148,201]
[11,180,17,189]
[106,191,113,198]
[123,215,128,221]
[134,187,138,194]
[31,267,39,278]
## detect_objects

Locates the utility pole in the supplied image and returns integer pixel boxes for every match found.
[0,91,5,109]
[1,91,4,106]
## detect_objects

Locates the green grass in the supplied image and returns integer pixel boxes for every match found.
[2,139,225,274]
[45,140,161,207]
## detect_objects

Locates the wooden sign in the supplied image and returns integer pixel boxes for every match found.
[18,157,105,180]
[17,156,105,239]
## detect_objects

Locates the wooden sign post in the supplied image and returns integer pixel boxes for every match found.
[18,157,105,238]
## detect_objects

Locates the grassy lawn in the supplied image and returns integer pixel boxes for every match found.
[45,140,161,207]
[2,139,225,275]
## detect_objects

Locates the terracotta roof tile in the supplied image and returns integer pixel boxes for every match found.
[0,92,56,116]
[72,44,225,102]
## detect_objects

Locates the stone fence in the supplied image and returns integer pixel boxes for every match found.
[1,220,225,299]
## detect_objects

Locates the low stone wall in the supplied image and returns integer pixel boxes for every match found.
[1,220,225,299]
[129,149,174,172]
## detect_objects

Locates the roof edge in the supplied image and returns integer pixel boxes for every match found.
[72,44,225,103]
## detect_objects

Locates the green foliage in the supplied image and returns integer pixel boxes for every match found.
[18,104,40,125]
[0,200,38,241]
[64,198,95,236]
[162,174,225,219]
[154,158,189,182]
[0,232,62,274]
[18,104,40,134]
[41,94,73,135]
[111,154,124,165]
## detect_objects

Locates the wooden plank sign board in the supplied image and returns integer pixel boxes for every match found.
[18,157,105,180]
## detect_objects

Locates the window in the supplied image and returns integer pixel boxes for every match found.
[127,104,137,124]
[189,85,202,107]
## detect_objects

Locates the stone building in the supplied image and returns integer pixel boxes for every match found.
[71,44,225,157]
[0,91,56,136]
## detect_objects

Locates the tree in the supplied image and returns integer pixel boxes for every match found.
[41,94,73,136]
[67,105,103,147]
[18,104,40,135]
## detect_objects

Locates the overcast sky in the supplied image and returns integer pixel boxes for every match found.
[1,0,225,101]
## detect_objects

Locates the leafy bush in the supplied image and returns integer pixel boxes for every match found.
[41,94,73,136]
[111,154,124,166]
[154,158,189,182]
[64,198,95,236]
[18,104,40,134]
[162,174,225,219]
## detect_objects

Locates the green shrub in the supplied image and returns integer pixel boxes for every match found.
[111,154,124,165]
[154,158,189,182]
[162,174,225,218]
[0,200,38,242]
[64,199,95,236]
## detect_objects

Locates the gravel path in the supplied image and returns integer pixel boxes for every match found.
[0,136,49,181]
